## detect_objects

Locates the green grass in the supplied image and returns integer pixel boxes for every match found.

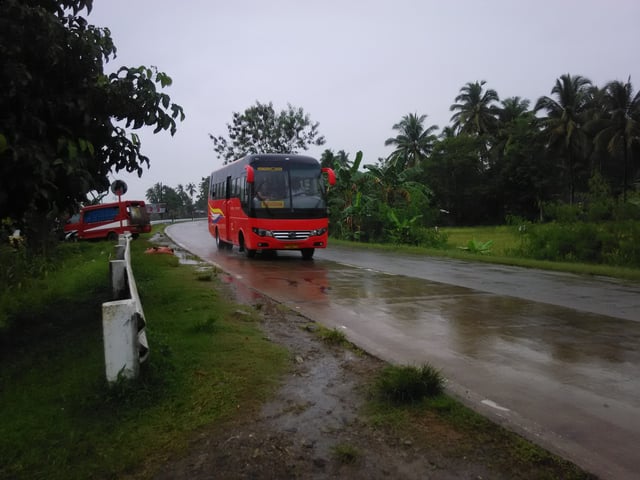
[330,226,640,281]
[443,225,520,256]
[374,363,444,404]
[331,443,360,464]
[316,325,348,346]
[0,233,289,480]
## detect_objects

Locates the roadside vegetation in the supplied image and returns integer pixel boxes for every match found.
[0,231,289,480]
[330,221,640,281]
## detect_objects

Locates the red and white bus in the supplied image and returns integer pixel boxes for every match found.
[64,200,151,241]
[208,154,336,259]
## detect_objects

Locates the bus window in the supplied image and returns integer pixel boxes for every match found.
[84,206,119,223]
[290,168,325,209]
[254,170,287,200]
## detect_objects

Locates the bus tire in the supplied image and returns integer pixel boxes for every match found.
[107,231,118,242]
[301,248,315,260]
[215,228,224,249]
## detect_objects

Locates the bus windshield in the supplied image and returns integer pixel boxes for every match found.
[252,166,326,215]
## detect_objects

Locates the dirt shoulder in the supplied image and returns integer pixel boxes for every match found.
[150,280,594,480]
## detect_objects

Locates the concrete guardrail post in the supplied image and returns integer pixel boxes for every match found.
[102,233,148,384]
[102,300,139,382]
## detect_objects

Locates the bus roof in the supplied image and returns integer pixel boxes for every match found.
[243,154,319,165]
[210,154,320,180]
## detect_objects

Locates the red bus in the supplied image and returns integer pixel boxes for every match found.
[64,200,151,241]
[208,154,336,259]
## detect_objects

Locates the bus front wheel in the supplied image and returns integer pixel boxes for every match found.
[301,248,315,260]
[239,232,255,258]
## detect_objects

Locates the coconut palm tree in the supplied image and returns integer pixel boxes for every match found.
[449,80,500,136]
[498,96,531,125]
[535,73,593,204]
[384,113,438,169]
[591,78,640,200]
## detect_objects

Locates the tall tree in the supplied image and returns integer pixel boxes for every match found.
[590,78,640,200]
[186,182,197,199]
[320,149,350,169]
[535,74,593,204]
[498,96,531,125]
[319,149,336,169]
[209,101,325,164]
[425,134,488,224]
[449,80,500,136]
[145,183,189,217]
[195,176,210,212]
[384,113,438,169]
[0,0,184,228]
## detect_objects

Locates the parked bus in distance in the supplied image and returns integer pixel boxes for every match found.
[64,200,151,241]
[208,154,336,259]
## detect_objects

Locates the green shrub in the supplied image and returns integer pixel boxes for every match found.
[418,227,449,248]
[375,363,444,404]
[542,202,582,223]
[317,326,348,346]
[521,221,640,267]
[459,238,493,254]
[331,443,360,464]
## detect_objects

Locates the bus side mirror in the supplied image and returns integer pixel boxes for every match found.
[322,167,336,186]
[245,165,255,183]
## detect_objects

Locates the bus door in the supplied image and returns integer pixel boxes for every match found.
[223,175,232,242]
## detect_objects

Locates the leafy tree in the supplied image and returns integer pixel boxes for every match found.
[320,149,336,169]
[365,159,431,218]
[0,0,184,235]
[320,149,350,169]
[195,176,210,212]
[145,182,190,218]
[535,74,593,204]
[494,114,557,220]
[209,101,325,164]
[497,96,531,125]
[486,97,547,220]
[425,134,488,225]
[366,158,435,240]
[384,113,439,169]
[145,182,165,204]
[186,182,197,199]
[327,151,374,240]
[590,78,640,200]
[450,80,500,136]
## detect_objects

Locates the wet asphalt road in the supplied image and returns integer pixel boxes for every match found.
[165,220,640,480]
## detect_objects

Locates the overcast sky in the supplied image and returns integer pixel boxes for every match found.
[89,0,640,201]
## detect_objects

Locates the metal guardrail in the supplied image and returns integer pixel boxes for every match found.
[101,234,149,383]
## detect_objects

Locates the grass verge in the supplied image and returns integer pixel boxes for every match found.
[330,226,640,282]
[0,233,288,480]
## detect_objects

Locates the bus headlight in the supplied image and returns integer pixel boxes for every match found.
[310,228,327,236]
[252,227,273,237]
